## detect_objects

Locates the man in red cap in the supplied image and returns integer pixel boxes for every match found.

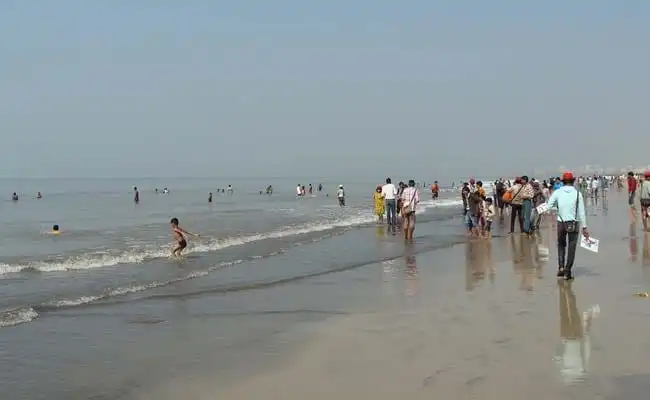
[544,171,589,280]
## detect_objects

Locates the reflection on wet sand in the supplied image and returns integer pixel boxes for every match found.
[464,239,493,291]
[643,233,650,267]
[628,222,638,262]
[510,235,541,291]
[376,225,386,237]
[404,254,419,297]
[555,281,598,384]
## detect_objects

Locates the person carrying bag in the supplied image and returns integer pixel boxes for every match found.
[544,172,590,280]
[504,178,526,233]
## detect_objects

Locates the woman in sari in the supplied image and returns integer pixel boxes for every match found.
[373,185,385,223]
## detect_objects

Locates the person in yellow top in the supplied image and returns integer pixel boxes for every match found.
[373,185,385,223]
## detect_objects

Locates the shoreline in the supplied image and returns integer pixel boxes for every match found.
[143,192,650,399]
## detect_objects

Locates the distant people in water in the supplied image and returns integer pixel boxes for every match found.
[11,192,18,201]
[170,217,199,257]
[296,184,305,196]
[431,181,439,199]
[36,192,42,199]
[226,185,233,194]
[208,192,213,203]
[48,224,61,235]
[308,184,313,195]
[266,185,273,195]
[133,186,140,203]
[318,183,323,192]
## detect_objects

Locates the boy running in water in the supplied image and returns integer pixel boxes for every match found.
[170,217,199,257]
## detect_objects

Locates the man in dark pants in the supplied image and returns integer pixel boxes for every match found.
[544,171,590,280]
[382,178,398,229]
[506,177,525,234]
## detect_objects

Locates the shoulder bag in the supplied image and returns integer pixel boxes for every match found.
[559,190,580,233]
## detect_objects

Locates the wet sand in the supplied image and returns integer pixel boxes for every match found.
[141,191,650,400]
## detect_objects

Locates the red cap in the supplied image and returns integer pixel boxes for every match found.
[644,171,650,178]
[562,171,574,181]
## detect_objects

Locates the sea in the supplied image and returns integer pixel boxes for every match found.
[0,177,473,399]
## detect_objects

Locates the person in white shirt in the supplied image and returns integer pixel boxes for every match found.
[400,179,420,241]
[296,184,302,196]
[337,185,345,206]
[590,176,599,199]
[382,177,398,228]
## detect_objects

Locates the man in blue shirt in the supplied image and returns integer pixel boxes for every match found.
[545,172,590,280]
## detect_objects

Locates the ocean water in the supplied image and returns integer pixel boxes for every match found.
[0,177,465,328]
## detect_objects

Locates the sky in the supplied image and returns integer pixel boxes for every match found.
[1,0,649,179]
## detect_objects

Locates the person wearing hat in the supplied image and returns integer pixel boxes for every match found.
[638,171,650,230]
[337,185,345,206]
[544,171,589,280]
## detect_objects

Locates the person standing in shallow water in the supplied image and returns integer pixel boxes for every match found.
[382,178,398,229]
[170,217,199,257]
[400,179,420,241]
[544,171,589,281]
[373,185,385,223]
[133,186,139,203]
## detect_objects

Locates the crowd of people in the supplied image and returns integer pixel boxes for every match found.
[458,173,594,280]
[373,178,420,241]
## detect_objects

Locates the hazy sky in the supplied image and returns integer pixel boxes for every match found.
[1,1,649,179]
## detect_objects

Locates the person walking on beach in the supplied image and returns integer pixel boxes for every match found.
[483,197,495,238]
[628,171,637,220]
[545,172,589,280]
[530,180,545,232]
[639,171,650,231]
[518,176,535,234]
[382,178,398,228]
[400,179,420,241]
[495,178,507,218]
[170,217,199,257]
[505,178,527,234]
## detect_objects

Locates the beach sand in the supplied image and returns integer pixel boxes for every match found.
[136,192,650,400]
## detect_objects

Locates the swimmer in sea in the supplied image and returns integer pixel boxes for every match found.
[49,224,61,235]
[170,217,199,257]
